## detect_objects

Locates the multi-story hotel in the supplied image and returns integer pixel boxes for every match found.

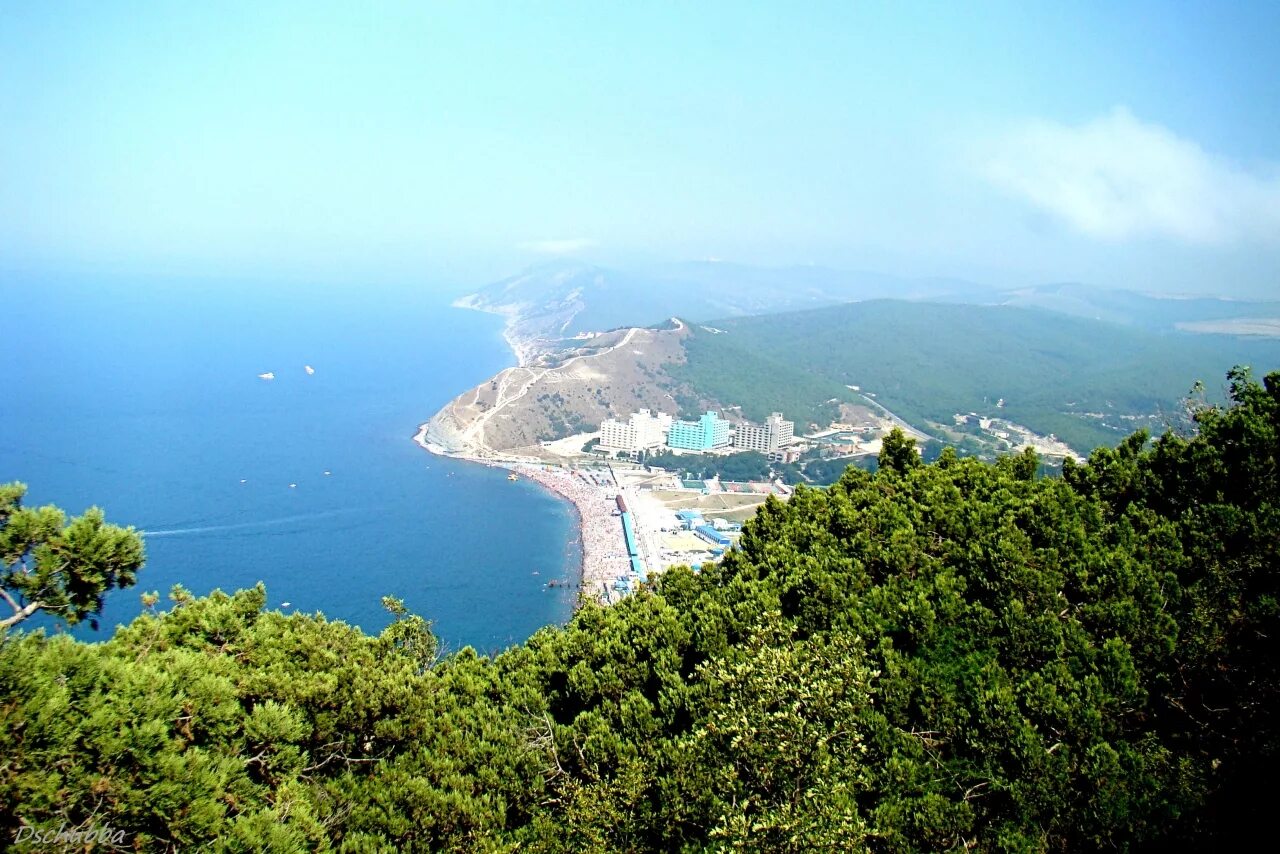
[598,408,673,454]
[733,412,795,452]
[667,411,731,451]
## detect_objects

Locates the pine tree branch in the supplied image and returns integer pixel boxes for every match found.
[0,598,43,628]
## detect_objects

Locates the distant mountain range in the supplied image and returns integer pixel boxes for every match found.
[987,282,1280,333]
[458,260,993,339]
[460,260,1280,339]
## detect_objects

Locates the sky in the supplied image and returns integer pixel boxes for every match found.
[2,1,1279,296]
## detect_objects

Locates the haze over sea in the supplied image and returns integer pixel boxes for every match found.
[0,273,578,650]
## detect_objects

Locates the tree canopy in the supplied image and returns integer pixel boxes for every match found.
[0,482,144,630]
[2,369,1278,851]
[646,450,774,482]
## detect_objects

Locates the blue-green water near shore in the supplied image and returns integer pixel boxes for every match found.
[0,274,579,651]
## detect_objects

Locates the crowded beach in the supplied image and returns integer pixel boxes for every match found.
[511,465,633,604]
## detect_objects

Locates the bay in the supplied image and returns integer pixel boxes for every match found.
[0,273,578,651]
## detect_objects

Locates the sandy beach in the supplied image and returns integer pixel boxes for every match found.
[413,423,630,605]
[510,466,631,605]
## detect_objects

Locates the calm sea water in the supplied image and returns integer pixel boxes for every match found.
[0,273,578,651]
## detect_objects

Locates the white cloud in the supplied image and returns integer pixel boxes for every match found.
[984,107,1280,245]
[517,238,597,254]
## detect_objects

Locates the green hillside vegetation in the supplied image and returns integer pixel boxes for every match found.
[643,448,878,487]
[673,300,1280,453]
[667,331,855,428]
[644,450,774,482]
[3,369,1279,851]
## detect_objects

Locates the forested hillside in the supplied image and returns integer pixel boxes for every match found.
[672,301,1280,452]
[3,369,1278,851]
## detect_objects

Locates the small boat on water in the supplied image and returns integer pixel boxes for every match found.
[508,473,519,481]
[258,372,275,380]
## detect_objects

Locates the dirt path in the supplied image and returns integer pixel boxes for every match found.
[459,326,643,451]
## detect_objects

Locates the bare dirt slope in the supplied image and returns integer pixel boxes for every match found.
[427,322,691,456]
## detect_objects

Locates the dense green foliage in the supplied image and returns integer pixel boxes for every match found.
[3,370,1279,851]
[643,449,882,487]
[667,333,854,429]
[645,450,775,482]
[673,300,1280,452]
[1,482,144,630]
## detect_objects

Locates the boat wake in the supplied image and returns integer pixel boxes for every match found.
[142,508,358,538]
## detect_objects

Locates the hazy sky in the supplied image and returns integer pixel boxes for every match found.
[3,2,1279,295]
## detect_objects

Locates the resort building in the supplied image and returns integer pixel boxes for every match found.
[598,408,673,454]
[768,446,803,464]
[667,411,731,451]
[733,412,795,452]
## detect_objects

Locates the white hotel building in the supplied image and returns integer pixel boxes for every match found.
[733,412,795,452]
[598,409,674,455]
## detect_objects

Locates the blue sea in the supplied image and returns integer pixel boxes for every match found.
[0,273,578,651]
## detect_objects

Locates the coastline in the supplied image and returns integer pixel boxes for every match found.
[411,422,626,607]
[507,465,631,604]
[415,302,627,606]
[450,295,533,368]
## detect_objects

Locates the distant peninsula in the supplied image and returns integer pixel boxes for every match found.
[423,262,1280,466]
